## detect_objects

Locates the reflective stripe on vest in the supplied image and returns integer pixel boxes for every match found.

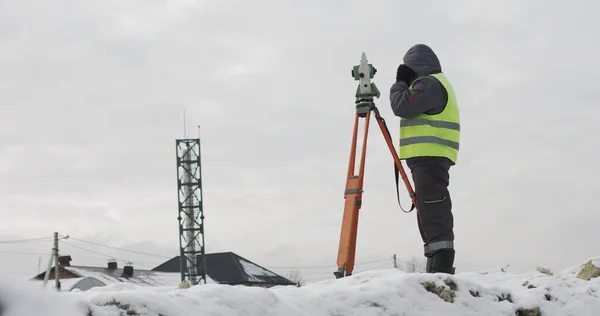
[399,72,460,163]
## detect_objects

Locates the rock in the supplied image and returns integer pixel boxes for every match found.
[515,306,541,316]
[497,293,513,303]
[577,260,600,281]
[101,299,139,315]
[422,278,456,303]
[536,267,553,276]
[443,278,458,291]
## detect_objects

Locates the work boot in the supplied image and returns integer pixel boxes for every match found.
[431,249,455,274]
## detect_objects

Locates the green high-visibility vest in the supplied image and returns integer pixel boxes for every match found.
[399,72,460,164]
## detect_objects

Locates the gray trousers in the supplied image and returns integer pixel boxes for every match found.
[407,157,454,257]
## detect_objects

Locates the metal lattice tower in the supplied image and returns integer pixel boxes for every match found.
[176,138,207,285]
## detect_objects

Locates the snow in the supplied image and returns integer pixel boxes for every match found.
[28,266,217,295]
[66,268,118,286]
[2,258,600,316]
[27,277,85,292]
[238,257,278,282]
[63,266,199,287]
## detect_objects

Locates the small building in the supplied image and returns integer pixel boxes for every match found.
[152,251,296,288]
[30,255,200,292]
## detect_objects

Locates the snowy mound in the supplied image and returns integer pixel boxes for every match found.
[2,258,600,316]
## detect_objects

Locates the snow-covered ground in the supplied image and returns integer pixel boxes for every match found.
[2,258,600,316]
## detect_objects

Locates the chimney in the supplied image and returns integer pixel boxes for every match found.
[58,255,72,266]
[107,259,117,270]
[122,263,134,278]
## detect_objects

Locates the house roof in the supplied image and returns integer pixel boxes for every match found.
[152,252,295,286]
[37,276,99,292]
[32,265,214,287]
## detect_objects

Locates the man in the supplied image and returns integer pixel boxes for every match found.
[389,44,460,274]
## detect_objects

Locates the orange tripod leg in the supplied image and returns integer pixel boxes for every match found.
[335,112,371,278]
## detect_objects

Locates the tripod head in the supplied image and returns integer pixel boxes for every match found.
[352,52,380,116]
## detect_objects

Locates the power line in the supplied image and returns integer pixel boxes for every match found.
[265,257,392,269]
[68,237,172,259]
[0,237,53,244]
[0,249,156,266]
[61,241,111,259]
[60,241,159,269]
[0,250,50,256]
[67,237,399,270]
[73,235,393,270]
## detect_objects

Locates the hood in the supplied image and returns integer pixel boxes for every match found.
[402,44,442,77]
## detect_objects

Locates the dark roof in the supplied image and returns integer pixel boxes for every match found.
[152,252,295,286]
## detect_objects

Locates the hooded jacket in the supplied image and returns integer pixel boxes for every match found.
[389,44,448,118]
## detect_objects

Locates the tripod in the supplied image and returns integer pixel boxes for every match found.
[334,53,419,279]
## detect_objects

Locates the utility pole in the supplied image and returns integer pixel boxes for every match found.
[53,232,60,291]
[42,232,69,291]
[393,254,398,269]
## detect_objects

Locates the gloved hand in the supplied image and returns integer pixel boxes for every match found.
[396,64,416,86]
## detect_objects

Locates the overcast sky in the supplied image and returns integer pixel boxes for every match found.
[1,0,599,282]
